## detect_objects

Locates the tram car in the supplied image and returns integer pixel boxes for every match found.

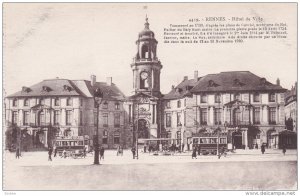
[191,134,228,155]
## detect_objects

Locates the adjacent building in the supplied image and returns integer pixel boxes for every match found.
[163,71,287,149]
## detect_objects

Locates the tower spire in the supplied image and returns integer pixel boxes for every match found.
[144,14,149,29]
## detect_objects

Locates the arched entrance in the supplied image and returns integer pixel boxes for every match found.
[247,126,261,149]
[232,131,243,149]
[137,119,149,138]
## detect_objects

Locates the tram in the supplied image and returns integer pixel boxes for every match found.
[191,133,228,155]
[54,135,90,153]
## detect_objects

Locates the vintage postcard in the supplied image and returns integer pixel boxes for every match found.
[2,2,297,192]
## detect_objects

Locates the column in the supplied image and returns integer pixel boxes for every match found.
[209,106,214,126]
[250,107,253,125]
[276,105,280,124]
[245,129,248,149]
[61,109,66,126]
[19,110,24,126]
[44,130,48,148]
[260,106,263,124]
[223,106,226,124]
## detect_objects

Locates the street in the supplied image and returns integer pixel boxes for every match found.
[4,149,297,190]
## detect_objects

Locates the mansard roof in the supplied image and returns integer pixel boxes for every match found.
[190,71,286,93]
[163,78,200,100]
[7,78,126,101]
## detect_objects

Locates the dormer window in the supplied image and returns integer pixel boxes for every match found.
[260,78,267,85]
[63,85,72,92]
[208,80,219,87]
[175,88,182,93]
[233,79,244,87]
[42,86,51,92]
[22,86,31,93]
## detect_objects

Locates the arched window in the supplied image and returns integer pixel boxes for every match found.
[141,45,149,59]
[254,93,260,102]
[12,98,18,107]
[24,98,29,106]
[233,108,241,126]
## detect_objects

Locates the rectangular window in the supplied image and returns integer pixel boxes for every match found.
[102,130,108,144]
[115,102,120,110]
[214,108,221,125]
[269,107,276,124]
[114,113,120,127]
[114,132,120,144]
[103,113,108,127]
[12,99,18,107]
[66,98,73,106]
[177,112,181,126]
[269,93,276,102]
[103,101,108,109]
[24,99,29,106]
[23,111,29,125]
[201,95,207,103]
[200,108,208,125]
[215,94,221,103]
[54,110,60,125]
[254,93,260,102]
[254,107,260,124]
[79,111,83,125]
[152,105,155,124]
[66,110,72,125]
[177,100,181,108]
[54,98,60,106]
[129,105,132,123]
[166,101,170,108]
[166,113,171,127]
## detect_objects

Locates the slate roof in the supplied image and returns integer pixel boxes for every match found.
[190,71,286,93]
[7,79,126,101]
[163,78,199,100]
[164,71,286,100]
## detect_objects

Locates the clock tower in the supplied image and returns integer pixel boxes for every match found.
[128,16,163,141]
[131,16,162,97]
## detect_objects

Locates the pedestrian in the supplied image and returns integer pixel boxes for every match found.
[261,144,265,154]
[100,147,105,160]
[83,147,86,158]
[131,147,136,159]
[53,146,57,157]
[218,146,226,159]
[182,144,185,152]
[282,144,286,156]
[192,146,197,159]
[62,149,67,158]
[16,147,20,159]
[144,145,147,153]
[255,143,258,149]
[117,146,120,156]
[48,147,53,161]
[197,145,201,156]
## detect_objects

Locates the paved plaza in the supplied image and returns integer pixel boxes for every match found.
[4,149,297,190]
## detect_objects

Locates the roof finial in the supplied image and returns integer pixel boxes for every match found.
[144,14,149,29]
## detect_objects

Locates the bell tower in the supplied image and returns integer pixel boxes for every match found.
[131,16,162,97]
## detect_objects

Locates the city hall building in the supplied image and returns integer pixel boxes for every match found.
[5,17,295,150]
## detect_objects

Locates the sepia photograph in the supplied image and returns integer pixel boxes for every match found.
[2,2,298,192]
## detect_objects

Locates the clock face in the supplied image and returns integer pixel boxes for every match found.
[140,71,148,80]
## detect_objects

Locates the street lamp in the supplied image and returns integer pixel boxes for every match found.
[93,87,103,165]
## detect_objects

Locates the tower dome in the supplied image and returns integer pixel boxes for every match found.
[138,16,155,38]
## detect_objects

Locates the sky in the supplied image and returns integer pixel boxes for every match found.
[3,3,297,96]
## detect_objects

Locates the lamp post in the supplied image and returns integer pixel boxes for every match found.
[216,125,221,157]
[93,87,103,165]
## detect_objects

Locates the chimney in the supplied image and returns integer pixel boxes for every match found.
[194,70,198,81]
[106,77,112,86]
[91,75,96,86]
[276,78,280,86]
[184,76,188,81]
